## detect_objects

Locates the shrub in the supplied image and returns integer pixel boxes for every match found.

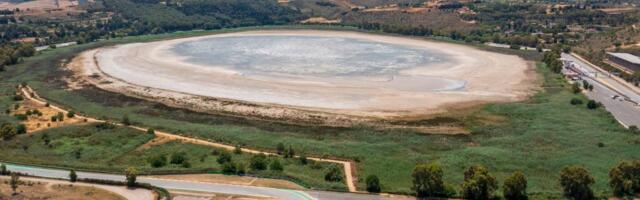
[462,165,498,200]
[0,123,17,140]
[560,166,594,200]
[236,162,246,175]
[222,162,237,174]
[147,128,155,134]
[233,145,242,154]
[10,173,19,194]
[12,95,23,101]
[285,145,295,158]
[269,159,283,171]
[170,152,187,165]
[503,171,528,200]
[324,165,343,182]
[16,124,26,134]
[14,114,27,121]
[122,114,131,126]
[216,151,232,164]
[629,125,639,133]
[570,98,583,105]
[366,175,381,193]
[609,160,640,197]
[572,82,582,94]
[586,100,599,109]
[250,154,268,171]
[276,143,285,155]
[66,111,75,118]
[298,155,308,165]
[56,112,64,121]
[148,154,167,168]
[181,160,191,168]
[96,122,116,130]
[69,170,77,182]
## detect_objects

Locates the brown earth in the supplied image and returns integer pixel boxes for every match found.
[0,177,129,200]
[147,174,305,190]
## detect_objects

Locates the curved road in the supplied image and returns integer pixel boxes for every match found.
[2,163,408,200]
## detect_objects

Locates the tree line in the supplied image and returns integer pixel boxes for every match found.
[360,160,640,199]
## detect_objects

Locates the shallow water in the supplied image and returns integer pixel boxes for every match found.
[170,35,450,77]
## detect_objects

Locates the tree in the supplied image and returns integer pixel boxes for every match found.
[10,172,19,194]
[69,170,77,182]
[0,164,7,175]
[276,143,285,155]
[270,158,283,171]
[609,160,640,197]
[412,163,447,198]
[217,151,232,164]
[0,123,16,140]
[461,165,498,200]
[503,171,528,200]
[324,165,343,182]
[366,175,381,193]
[125,167,138,188]
[146,128,155,134]
[560,166,595,200]
[249,154,268,171]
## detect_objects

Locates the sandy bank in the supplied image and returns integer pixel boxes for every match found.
[67,30,536,127]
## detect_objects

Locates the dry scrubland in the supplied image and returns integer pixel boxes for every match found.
[0,177,127,200]
[0,27,639,198]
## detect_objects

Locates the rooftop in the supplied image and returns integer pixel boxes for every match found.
[607,52,640,64]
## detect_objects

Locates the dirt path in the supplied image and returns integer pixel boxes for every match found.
[18,85,358,192]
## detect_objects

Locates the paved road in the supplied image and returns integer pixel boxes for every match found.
[2,163,409,200]
[561,53,640,127]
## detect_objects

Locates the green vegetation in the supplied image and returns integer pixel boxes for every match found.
[560,166,595,200]
[365,175,381,193]
[0,27,638,197]
[411,162,451,198]
[503,171,528,200]
[461,165,498,200]
[608,160,640,198]
[125,167,138,188]
[69,169,77,182]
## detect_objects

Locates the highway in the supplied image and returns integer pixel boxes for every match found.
[2,163,410,200]
[561,53,640,127]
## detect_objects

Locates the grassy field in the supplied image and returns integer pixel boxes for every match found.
[0,26,639,198]
[0,124,345,191]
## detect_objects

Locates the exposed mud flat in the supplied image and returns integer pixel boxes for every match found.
[67,30,536,130]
